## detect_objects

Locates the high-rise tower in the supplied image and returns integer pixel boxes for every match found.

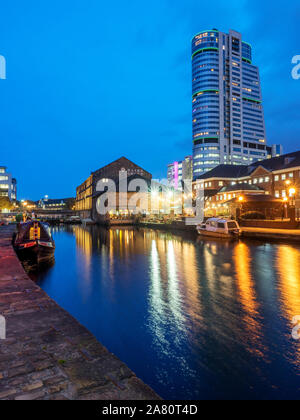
[192,29,267,179]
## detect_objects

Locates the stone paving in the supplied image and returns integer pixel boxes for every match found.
[0,226,160,400]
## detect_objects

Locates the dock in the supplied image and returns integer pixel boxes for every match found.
[241,227,300,242]
[138,221,300,242]
[0,225,160,400]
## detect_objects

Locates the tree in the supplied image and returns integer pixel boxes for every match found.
[0,197,14,211]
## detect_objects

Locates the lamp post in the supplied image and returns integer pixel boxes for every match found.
[288,187,296,222]
[236,195,244,221]
[282,197,288,220]
[289,187,296,206]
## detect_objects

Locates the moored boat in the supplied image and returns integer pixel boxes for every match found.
[13,220,55,264]
[197,218,241,239]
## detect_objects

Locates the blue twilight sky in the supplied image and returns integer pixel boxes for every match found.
[0,0,299,200]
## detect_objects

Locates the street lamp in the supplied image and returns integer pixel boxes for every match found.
[289,188,296,196]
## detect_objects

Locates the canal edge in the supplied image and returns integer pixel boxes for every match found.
[0,225,161,401]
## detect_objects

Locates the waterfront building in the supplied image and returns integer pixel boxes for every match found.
[76,175,93,219]
[0,166,17,201]
[167,156,193,188]
[38,196,75,211]
[193,150,300,216]
[191,29,278,178]
[76,157,153,221]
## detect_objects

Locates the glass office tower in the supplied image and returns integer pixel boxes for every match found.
[192,29,268,178]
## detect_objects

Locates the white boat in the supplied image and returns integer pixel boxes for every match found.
[197,218,241,239]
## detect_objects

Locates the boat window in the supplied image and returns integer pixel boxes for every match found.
[217,223,225,229]
[227,222,238,229]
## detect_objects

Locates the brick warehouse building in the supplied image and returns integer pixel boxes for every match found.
[193,151,300,218]
[76,157,152,221]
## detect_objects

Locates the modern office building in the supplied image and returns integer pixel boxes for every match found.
[271,144,283,158]
[167,156,193,188]
[192,29,270,179]
[0,166,17,201]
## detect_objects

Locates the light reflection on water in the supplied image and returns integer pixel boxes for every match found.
[35,225,300,400]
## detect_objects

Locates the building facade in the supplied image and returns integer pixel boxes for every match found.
[193,151,300,215]
[270,144,283,158]
[167,156,193,188]
[38,196,75,211]
[76,175,93,219]
[76,157,153,221]
[0,166,17,201]
[192,29,270,178]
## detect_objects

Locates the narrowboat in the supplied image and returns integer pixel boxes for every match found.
[197,218,241,239]
[13,220,55,263]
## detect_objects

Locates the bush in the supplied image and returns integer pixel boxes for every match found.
[241,211,266,220]
[15,214,23,223]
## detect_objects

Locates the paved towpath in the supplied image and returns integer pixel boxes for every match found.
[0,225,160,400]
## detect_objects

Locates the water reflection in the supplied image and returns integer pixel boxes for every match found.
[276,245,300,365]
[34,225,300,400]
[233,243,264,358]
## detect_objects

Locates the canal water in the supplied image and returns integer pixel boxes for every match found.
[31,225,300,400]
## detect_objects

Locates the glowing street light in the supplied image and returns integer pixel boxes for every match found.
[289,188,296,197]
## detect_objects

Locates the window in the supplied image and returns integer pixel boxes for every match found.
[227,222,238,229]
[281,174,286,181]
[274,175,279,181]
